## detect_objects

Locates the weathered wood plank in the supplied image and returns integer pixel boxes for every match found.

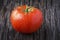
[0,0,60,40]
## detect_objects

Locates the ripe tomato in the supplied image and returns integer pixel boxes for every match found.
[10,5,43,33]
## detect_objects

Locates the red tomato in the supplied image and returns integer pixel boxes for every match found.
[10,5,43,33]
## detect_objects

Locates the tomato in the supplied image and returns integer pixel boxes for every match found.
[10,5,43,33]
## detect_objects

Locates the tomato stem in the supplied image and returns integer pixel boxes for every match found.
[25,8,29,12]
[25,5,33,13]
[25,5,29,13]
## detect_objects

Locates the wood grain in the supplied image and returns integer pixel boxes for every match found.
[0,0,60,40]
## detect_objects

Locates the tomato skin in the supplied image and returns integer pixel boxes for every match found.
[10,5,43,33]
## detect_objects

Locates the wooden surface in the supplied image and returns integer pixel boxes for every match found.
[0,0,60,40]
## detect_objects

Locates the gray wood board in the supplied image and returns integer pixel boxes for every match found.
[0,0,60,40]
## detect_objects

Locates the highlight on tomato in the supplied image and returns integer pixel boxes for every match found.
[10,5,43,33]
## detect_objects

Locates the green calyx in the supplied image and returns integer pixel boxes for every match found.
[24,5,33,13]
[25,5,29,13]
[25,7,29,12]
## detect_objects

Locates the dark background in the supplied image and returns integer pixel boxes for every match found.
[0,0,60,40]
